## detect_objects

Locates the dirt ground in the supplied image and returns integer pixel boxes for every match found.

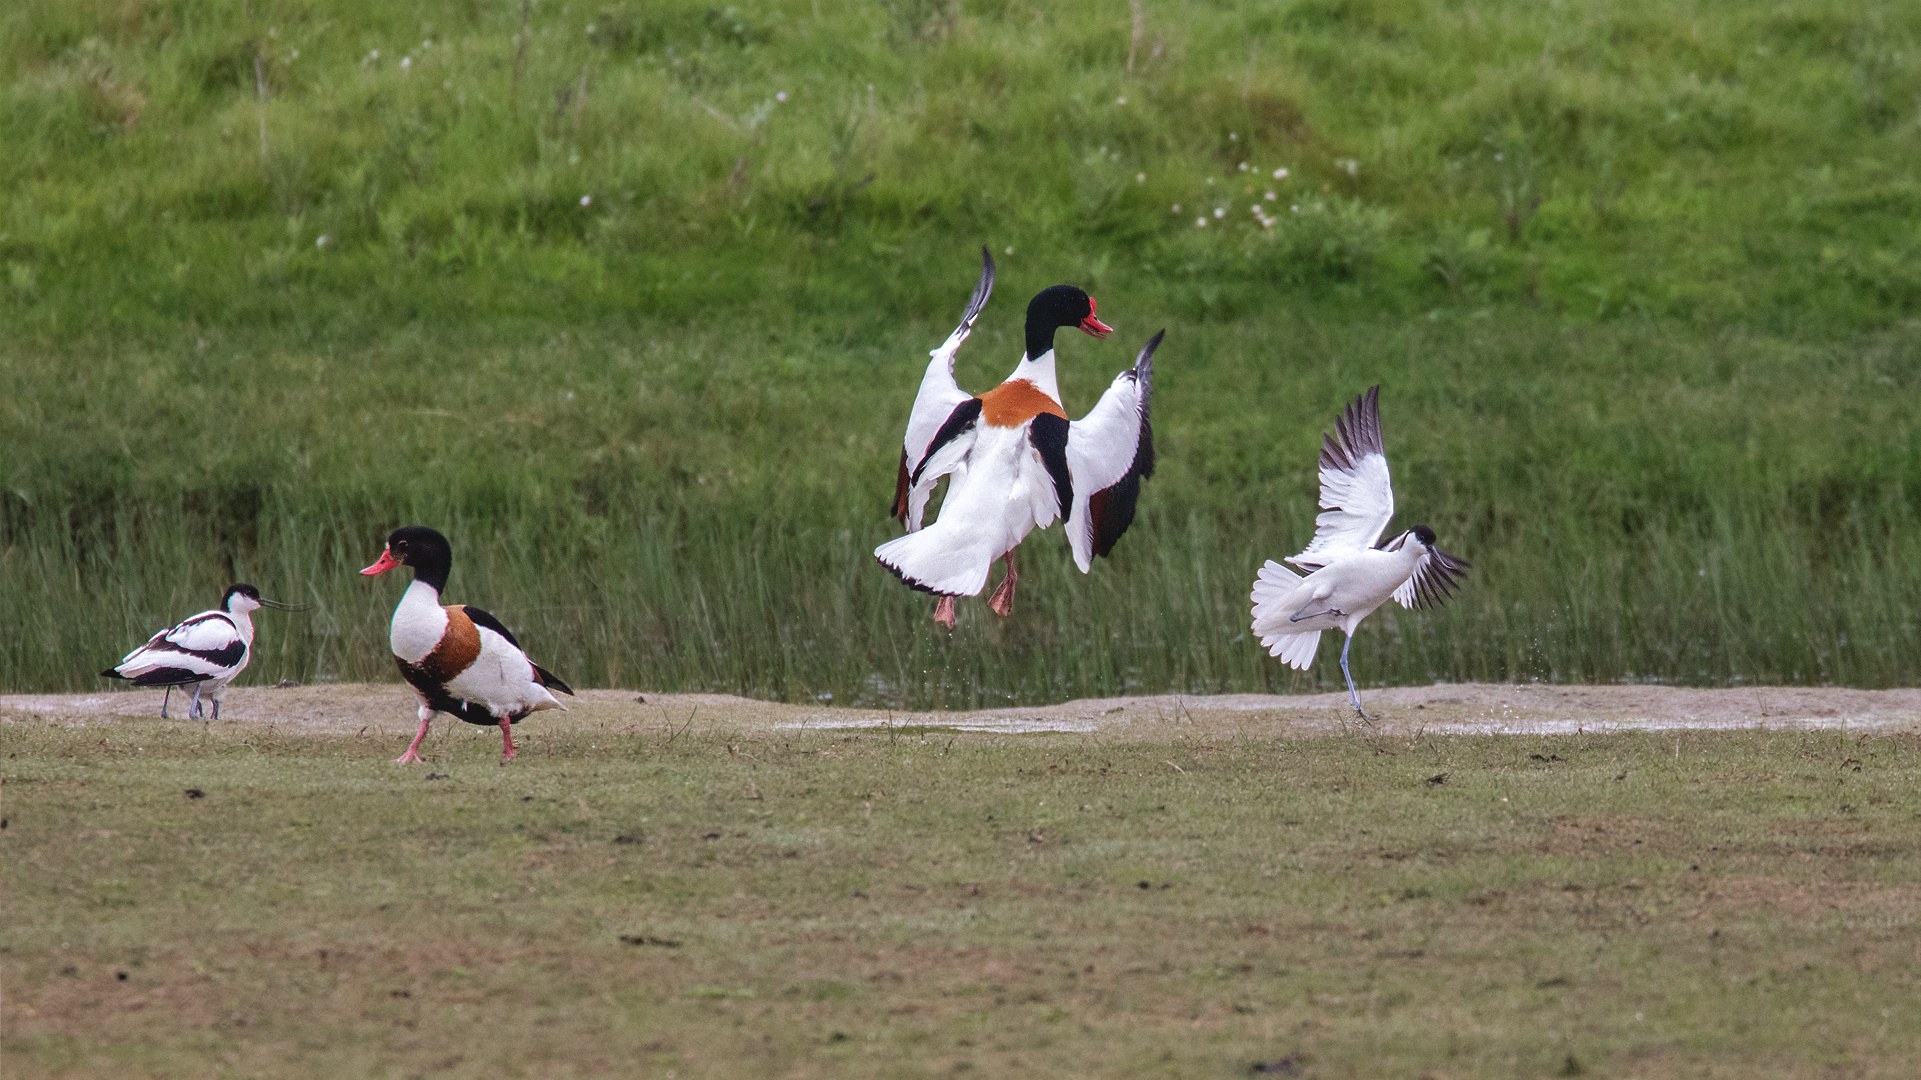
[7,681,1919,739]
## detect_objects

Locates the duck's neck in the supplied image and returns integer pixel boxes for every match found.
[224,607,257,645]
[1002,348,1061,403]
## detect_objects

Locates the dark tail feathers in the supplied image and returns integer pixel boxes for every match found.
[534,664,575,696]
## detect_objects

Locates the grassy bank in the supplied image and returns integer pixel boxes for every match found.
[6,0,1919,331]
[4,714,1918,1077]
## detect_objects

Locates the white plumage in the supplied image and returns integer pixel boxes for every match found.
[1249,386,1468,719]
[879,249,1158,625]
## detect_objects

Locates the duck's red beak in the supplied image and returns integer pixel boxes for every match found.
[360,547,401,576]
[1079,298,1114,338]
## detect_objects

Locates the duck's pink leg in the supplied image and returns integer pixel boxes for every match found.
[986,550,1019,617]
[933,595,957,627]
[499,716,517,760]
[394,711,432,764]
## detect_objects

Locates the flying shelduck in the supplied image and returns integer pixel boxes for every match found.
[878,248,1162,625]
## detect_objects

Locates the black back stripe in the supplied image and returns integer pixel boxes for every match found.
[1029,412,1073,523]
[461,605,523,651]
[911,398,983,484]
[125,668,218,687]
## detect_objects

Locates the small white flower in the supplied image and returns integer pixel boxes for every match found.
[1004,246,1015,255]
[1291,204,1300,212]
[1206,177,1215,185]
[1265,191,1277,200]
[585,23,596,34]
[1171,204,1181,212]
[1238,162,1249,171]
[370,49,380,60]
[1099,146,1107,155]
[1115,96,1127,105]
[1136,173,1146,183]
[776,91,787,102]
[1196,217,1207,227]
[400,56,412,70]
[580,195,592,206]
[290,49,299,59]
[1228,132,1238,140]
[1213,207,1226,218]
[1273,167,1288,179]
[315,234,330,248]
[422,40,432,49]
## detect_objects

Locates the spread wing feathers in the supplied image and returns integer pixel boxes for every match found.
[105,612,245,683]
[1391,544,1471,610]
[1028,413,1073,525]
[1065,330,1161,572]
[894,247,995,521]
[900,398,983,531]
[1288,385,1394,571]
[1249,561,1322,670]
[460,605,575,695]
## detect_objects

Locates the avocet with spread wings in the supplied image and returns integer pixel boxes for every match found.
[877,248,1161,626]
[1250,386,1468,719]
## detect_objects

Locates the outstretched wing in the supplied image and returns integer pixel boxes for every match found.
[1065,330,1161,571]
[893,247,995,527]
[1288,385,1394,571]
[1391,544,1470,610]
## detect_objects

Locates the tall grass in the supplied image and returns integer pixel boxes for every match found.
[7,315,1919,704]
[5,1,1920,702]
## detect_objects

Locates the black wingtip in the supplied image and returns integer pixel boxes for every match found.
[100,668,123,679]
[534,663,575,697]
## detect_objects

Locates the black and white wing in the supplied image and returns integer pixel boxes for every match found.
[1065,330,1161,572]
[1391,544,1470,610]
[1287,385,1394,571]
[103,611,246,686]
[892,246,996,530]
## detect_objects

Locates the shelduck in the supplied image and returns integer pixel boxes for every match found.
[101,583,296,719]
[361,526,574,763]
[1249,387,1469,720]
[878,248,1162,626]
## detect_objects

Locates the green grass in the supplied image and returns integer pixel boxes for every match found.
[5,718,1919,1077]
[5,0,1921,702]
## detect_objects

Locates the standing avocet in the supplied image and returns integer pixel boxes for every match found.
[1250,387,1468,720]
[101,584,296,719]
[879,248,1161,625]
[361,526,574,763]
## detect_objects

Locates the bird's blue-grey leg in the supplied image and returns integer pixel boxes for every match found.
[1339,635,1376,722]
[161,685,172,719]
[212,698,221,720]
[190,684,203,720]
[1291,599,1341,623]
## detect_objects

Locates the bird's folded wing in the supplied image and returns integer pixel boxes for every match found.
[162,613,244,656]
[1065,330,1160,571]
[1288,385,1394,570]
[1391,543,1470,610]
[894,248,995,521]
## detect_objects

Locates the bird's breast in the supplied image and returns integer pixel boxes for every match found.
[978,379,1064,428]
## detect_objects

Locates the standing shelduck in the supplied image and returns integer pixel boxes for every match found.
[1250,387,1469,720]
[101,583,295,719]
[878,248,1162,626]
[361,526,574,763]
